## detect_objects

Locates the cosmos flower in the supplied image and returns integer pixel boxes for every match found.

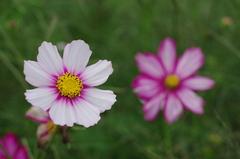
[25,106,56,147]
[132,38,215,124]
[24,40,116,127]
[0,133,28,159]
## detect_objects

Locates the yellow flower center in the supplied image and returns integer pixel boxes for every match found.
[46,120,56,133]
[56,72,83,98]
[164,75,180,90]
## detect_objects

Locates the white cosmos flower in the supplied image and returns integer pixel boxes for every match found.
[24,40,116,127]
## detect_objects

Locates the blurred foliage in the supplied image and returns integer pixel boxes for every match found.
[1,0,240,158]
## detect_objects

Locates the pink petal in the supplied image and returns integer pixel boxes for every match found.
[177,88,204,114]
[158,38,176,73]
[25,106,50,123]
[63,40,92,74]
[80,60,113,86]
[143,93,166,121]
[82,88,116,113]
[3,133,19,156]
[132,75,161,100]
[25,87,58,111]
[37,41,64,76]
[135,53,164,79]
[182,76,215,91]
[175,47,204,79]
[163,94,183,124]
[74,98,101,128]
[14,146,28,159]
[49,98,77,126]
[24,61,55,87]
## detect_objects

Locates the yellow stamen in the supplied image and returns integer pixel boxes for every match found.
[56,72,83,98]
[46,120,56,133]
[164,75,180,90]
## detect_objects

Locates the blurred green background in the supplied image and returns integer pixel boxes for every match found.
[1,0,240,158]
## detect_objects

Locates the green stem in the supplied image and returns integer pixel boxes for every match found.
[163,121,174,159]
[0,50,27,89]
[213,108,240,156]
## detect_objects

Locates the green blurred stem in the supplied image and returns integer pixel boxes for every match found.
[0,26,23,63]
[170,0,179,40]
[0,50,27,89]
[213,109,240,156]
[51,144,61,159]
[163,122,174,159]
[21,137,34,159]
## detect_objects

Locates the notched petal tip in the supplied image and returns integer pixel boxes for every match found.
[157,37,176,73]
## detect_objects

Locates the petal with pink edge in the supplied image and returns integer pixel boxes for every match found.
[36,124,52,147]
[82,88,116,113]
[80,60,113,87]
[163,94,183,124]
[63,40,92,74]
[25,106,50,123]
[175,47,204,79]
[177,88,204,114]
[37,41,64,76]
[24,61,55,87]
[182,76,215,91]
[132,75,161,100]
[158,38,176,73]
[143,93,166,121]
[25,87,58,111]
[74,98,101,128]
[135,53,164,79]
[49,98,77,127]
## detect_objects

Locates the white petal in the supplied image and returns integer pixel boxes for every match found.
[135,53,165,79]
[132,75,161,100]
[24,61,55,87]
[49,98,77,126]
[175,48,204,79]
[74,98,101,128]
[164,94,183,124]
[63,40,92,74]
[25,106,49,123]
[177,88,204,114]
[182,76,215,91]
[82,88,116,113]
[37,41,64,76]
[80,60,113,86]
[25,87,58,111]
[143,93,166,121]
[158,38,176,73]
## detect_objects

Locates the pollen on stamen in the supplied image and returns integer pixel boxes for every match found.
[46,120,56,133]
[164,75,180,90]
[56,72,83,98]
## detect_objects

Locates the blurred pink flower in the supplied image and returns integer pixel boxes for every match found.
[24,40,116,128]
[132,38,215,124]
[0,133,28,159]
[25,106,54,147]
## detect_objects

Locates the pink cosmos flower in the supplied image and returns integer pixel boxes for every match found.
[25,106,55,147]
[24,40,116,127]
[0,133,28,159]
[132,38,215,124]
